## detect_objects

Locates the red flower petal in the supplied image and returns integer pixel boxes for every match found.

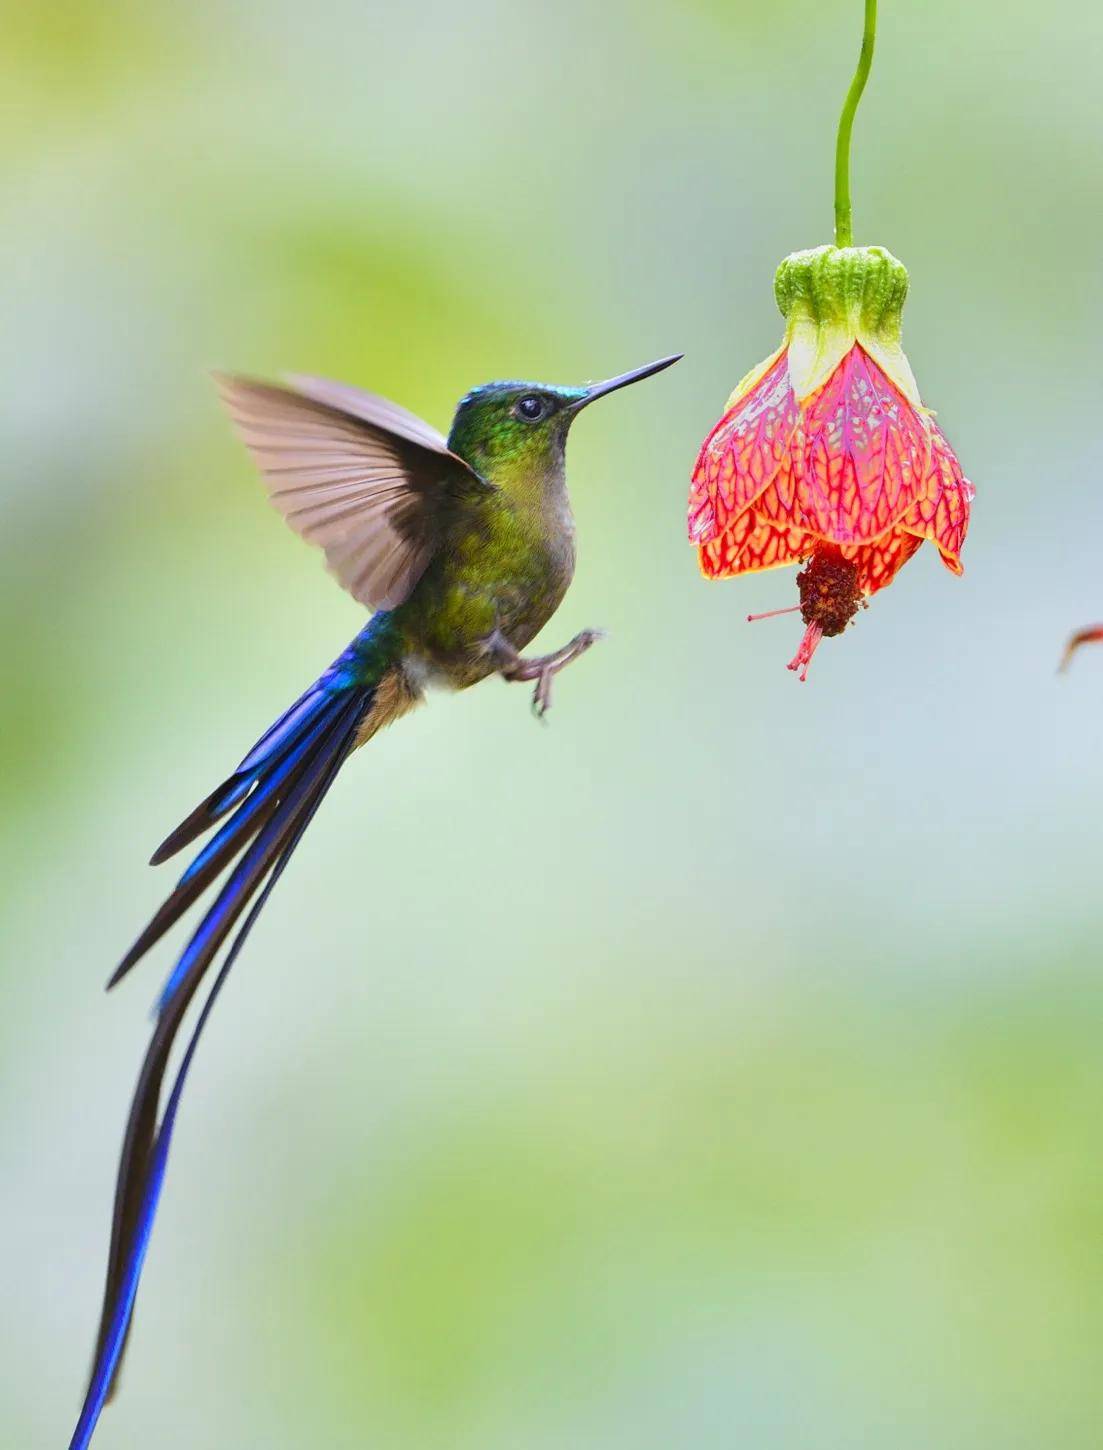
[838,529,923,595]
[688,351,800,545]
[797,345,931,544]
[899,419,973,573]
[751,456,804,527]
[698,513,815,578]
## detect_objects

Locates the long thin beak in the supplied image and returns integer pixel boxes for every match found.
[574,353,682,409]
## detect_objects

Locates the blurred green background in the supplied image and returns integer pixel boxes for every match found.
[4,0,1103,1445]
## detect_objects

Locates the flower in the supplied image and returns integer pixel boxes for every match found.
[689,245,974,679]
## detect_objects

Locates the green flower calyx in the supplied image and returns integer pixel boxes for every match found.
[772,245,919,404]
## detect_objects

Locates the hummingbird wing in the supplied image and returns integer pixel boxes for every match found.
[215,372,488,610]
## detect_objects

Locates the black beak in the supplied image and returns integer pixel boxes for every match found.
[574,353,682,409]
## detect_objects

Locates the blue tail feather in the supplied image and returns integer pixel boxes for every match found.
[112,685,352,990]
[71,622,395,1450]
[235,684,331,774]
[146,641,371,870]
[69,717,359,1450]
[154,700,351,1014]
[177,696,346,890]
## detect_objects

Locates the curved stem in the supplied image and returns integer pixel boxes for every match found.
[834,0,877,248]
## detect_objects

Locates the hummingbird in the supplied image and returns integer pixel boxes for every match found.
[69,351,681,1450]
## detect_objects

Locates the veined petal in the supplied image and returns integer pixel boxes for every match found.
[751,459,802,526]
[856,333,921,407]
[797,345,931,544]
[688,350,801,545]
[697,505,755,571]
[899,419,973,573]
[724,346,787,412]
[729,484,925,594]
[838,529,923,595]
[698,511,816,578]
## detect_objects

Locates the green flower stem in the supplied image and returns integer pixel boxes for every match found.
[834,0,877,249]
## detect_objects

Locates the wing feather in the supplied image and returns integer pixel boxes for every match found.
[215,373,486,611]
[285,372,452,450]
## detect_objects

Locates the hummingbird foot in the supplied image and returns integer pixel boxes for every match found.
[482,628,604,719]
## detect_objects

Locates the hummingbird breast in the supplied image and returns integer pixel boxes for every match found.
[395,488,577,690]
[491,493,576,644]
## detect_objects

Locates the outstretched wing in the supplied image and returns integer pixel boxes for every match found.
[215,372,489,610]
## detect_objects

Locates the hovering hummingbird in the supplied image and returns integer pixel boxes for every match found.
[69,353,681,1450]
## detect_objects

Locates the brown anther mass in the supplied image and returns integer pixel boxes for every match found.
[797,549,863,638]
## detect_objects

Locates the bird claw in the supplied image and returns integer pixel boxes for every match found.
[527,628,604,722]
[483,626,604,721]
[531,681,551,721]
[575,628,606,650]
[531,670,555,721]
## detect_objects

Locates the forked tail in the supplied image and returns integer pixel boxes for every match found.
[70,615,407,1450]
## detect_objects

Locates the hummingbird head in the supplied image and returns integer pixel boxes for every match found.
[446,354,681,482]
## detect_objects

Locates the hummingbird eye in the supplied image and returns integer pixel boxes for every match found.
[515,394,547,422]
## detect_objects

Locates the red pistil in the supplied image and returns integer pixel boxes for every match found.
[787,623,824,682]
[747,605,802,622]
